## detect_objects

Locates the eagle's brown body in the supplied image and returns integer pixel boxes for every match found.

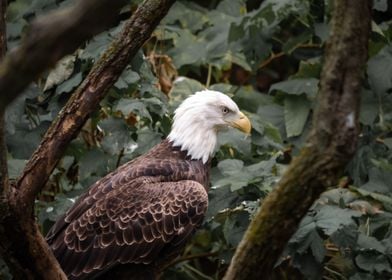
[46,139,210,280]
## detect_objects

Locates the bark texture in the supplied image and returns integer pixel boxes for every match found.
[0,0,175,279]
[0,0,128,110]
[223,1,371,279]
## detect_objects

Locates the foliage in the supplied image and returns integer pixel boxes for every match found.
[3,0,392,279]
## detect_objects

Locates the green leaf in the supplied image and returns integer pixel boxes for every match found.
[330,224,359,248]
[7,123,49,159]
[248,112,283,144]
[55,72,83,94]
[169,77,205,110]
[7,158,26,179]
[216,0,246,17]
[360,89,379,125]
[78,148,113,181]
[114,67,140,89]
[355,251,392,273]
[320,188,358,205]
[80,31,112,61]
[217,129,252,156]
[99,118,135,155]
[169,29,207,68]
[282,31,312,54]
[284,95,311,138]
[350,185,392,212]
[269,78,319,97]
[44,55,76,91]
[115,99,152,121]
[315,205,362,235]
[289,215,325,263]
[134,130,162,155]
[163,2,208,32]
[257,104,285,137]
[206,186,239,219]
[218,159,244,176]
[373,0,388,12]
[214,159,253,191]
[367,45,392,97]
[360,167,392,195]
[223,211,249,246]
[383,138,392,149]
[357,234,385,253]
[314,23,329,42]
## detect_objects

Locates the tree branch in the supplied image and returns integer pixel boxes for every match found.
[223,1,371,279]
[0,0,128,111]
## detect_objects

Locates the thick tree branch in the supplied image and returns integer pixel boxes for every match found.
[223,1,371,279]
[0,0,128,110]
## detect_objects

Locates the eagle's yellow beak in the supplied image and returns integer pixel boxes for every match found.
[230,111,251,135]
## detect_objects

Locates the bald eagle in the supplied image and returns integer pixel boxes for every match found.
[46,90,251,279]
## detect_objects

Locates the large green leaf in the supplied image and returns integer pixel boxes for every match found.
[284,95,311,138]
[115,99,152,121]
[269,78,319,97]
[168,77,205,110]
[355,252,392,273]
[367,45,392,97]
[315,205,362,235]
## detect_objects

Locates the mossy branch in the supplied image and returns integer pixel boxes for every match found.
[223,0,371,279]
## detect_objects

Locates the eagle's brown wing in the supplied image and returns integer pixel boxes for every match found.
[47,178,208,280]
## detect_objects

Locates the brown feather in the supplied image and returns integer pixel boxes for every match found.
[46,140,210,280]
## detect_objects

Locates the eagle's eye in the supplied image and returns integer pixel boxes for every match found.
[221,106,230,114]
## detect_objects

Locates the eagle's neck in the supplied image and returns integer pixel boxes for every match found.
[167,119,217,164]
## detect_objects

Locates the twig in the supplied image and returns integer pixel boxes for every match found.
[183,264,215,280]
[116,148,125,168]
[206,64,212,87]
[259,52,285,69]
[324,266,347,280]
[162,251,219,271]
[258,43,322,69]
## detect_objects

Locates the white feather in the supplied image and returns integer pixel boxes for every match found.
[168,90,240,163]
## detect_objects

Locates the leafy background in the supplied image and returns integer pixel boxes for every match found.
[3,0,392,279]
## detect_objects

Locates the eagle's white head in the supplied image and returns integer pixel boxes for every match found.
[168,90,251,163]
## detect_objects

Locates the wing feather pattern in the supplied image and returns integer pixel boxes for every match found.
[48,179,208,280]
